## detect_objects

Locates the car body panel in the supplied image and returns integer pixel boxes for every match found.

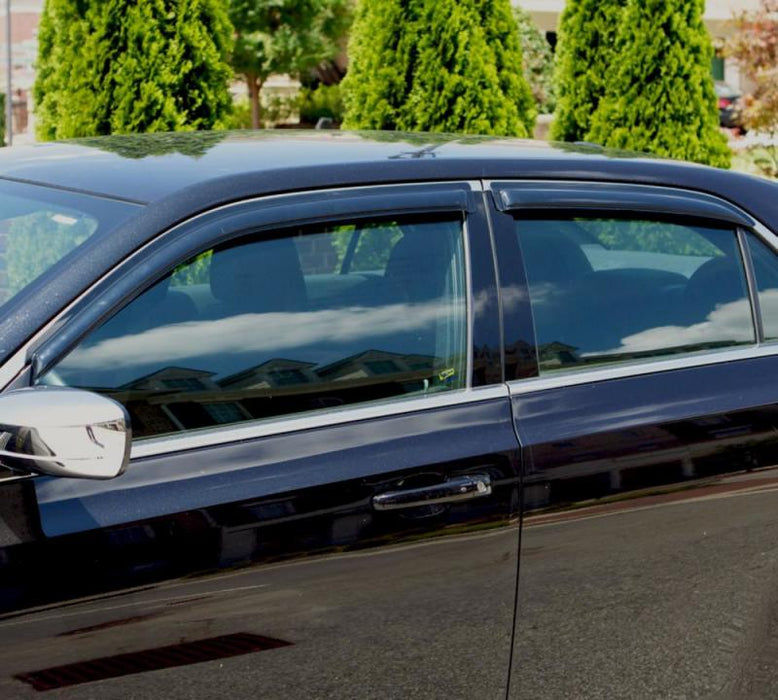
[1,398,520,699]
[508,356,778,697]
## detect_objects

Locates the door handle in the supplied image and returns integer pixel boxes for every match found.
[372,474,492,511]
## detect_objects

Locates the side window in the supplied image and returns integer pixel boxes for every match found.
[516,216,754,372]
[746,234,778,341]
[38,216,468,438]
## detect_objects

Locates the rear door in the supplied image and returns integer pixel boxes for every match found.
[0,183,520,698]
[491,182,778,698]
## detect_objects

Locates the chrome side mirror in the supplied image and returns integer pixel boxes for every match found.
[0,387,130,479]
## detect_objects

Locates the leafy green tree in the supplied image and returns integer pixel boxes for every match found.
[343,0,535,137]
[229,0,352,129]
[514,5,555,114]
[587,0,730,167]
[35,0,233,141]
[550,0,626,141]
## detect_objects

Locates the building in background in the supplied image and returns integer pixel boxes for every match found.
[516,0,761,92]
[2,0,42,142]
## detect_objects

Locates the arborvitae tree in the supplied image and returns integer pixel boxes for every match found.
[35,0,233,141]
[340,0,412,130]
[35,0,104,139]
[514,5,555,114]
[550,0,626,142]
[587,0,730,167]
[343,0,535,138]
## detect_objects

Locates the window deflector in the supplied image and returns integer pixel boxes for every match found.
[30,185,472,383]
[492,183,754,228]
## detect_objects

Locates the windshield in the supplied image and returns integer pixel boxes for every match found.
[0,180,140,309]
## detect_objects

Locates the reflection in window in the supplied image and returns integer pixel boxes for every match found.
[518,217,754,373]
[40,217,467,438]
[746,234,778,342]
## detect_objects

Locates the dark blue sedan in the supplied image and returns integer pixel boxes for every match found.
[1,131,778,698]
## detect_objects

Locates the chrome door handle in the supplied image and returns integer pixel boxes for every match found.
[372,474,492,511]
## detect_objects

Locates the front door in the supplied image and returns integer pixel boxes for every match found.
[0,184,520,699]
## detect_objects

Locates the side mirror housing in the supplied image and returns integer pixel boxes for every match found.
[0,387,131,479]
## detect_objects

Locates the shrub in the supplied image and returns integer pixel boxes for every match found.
[587,0,730,168]
[35,0,233,140]
[343,0,535,137]
[551,0,626,142]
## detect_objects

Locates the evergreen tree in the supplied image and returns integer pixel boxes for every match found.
[342,0,535,138]
[587,0,730,167]
[35,0,104,139]
[550,0,626,142]
[340,0,411,130]
[35,0,233,141]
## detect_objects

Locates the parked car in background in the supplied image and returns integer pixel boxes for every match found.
[3,131,778,697]
[715,81,744,130]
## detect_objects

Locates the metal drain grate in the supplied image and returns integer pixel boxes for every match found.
[15,632,292,691]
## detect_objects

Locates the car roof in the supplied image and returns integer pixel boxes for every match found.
[0,128,764,200]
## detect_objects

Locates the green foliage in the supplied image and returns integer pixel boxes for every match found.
[223,94,298,129]
[551,0,626,142]
[6,213,95,296]
[343,0,535,137]
[73,131,228,158]
[330,224,403,272]
[587,0,731,168]
[229,0,352,128]
[576,218,721,256]
[340,0,411,130]
[299,84,344,125]
[35,0,234,141]
[171,250,212,286]
[513,5,555,114]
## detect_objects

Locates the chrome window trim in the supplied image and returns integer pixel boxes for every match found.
[130,384,509,459]
[507,343,778,396]
[463,214,474,387]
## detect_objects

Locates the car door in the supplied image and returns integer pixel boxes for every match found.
[0,183,521,699]
[490,182,778,698]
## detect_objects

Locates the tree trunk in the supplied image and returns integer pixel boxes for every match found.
[247,74,262,129]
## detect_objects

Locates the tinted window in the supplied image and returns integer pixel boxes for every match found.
[746,234,778,341]
[517,217,754,372]
[39,217,467,438]
[0,181,137,309]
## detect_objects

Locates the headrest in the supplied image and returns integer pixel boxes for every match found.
[210,236,307,313]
